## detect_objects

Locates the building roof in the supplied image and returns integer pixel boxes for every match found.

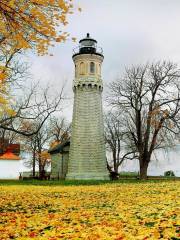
[0,150,21,160]
[0,139,20,155]
[48,140,70,154]
[7,144,20,155]
[79,33,97,44]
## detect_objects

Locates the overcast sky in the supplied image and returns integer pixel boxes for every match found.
[27,0,180,120]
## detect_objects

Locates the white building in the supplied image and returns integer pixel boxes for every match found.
[0,150,21,179]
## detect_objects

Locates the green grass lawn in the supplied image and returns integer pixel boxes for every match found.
[0,177,179,186]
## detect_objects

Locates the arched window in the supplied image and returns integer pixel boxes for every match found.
[90,62,95,74]
[80,62,85,75]
[99,64,101,75]
[75,64,77,77]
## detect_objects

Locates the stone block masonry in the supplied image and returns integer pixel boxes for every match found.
[67,86,109,179]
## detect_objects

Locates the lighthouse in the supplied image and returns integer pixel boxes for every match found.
[66,34,109,180]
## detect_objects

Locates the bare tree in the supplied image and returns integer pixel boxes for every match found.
[0,83,64,136]
[49,116,71,145]
[0,80,64,177]
[108,61,180,179]
[1,45,64,137]
[22,116,71,178]
[104,111,137,174]
[0,52,65,177]
[23,121,52,179]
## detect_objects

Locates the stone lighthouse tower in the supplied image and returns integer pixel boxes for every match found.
[66,34,109,180]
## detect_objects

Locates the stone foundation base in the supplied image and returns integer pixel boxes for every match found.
[66,172,109,180]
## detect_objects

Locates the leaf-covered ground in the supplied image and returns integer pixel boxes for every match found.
[0,181,179,240]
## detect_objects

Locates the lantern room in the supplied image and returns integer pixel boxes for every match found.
[73,33,103,57]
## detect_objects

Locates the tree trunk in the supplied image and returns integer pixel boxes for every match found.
[139,160,149,180]
[113,151,118,173]
[39,158,46,180]
[32,149,36,177]
[39,161,42,180]
[38,154,44,180]
[39,165,45,180]
[114,164,118,174]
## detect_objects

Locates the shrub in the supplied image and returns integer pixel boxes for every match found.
[164,170,175,177]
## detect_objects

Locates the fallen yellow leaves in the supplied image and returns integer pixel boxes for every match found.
[0,181,179,239]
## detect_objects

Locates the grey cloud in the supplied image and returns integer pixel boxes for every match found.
[27,0,180,108]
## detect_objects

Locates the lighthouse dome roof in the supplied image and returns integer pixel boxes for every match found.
[72,33,103,57]
[79,33,97,45]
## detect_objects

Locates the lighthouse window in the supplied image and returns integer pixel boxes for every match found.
[99,64,101,75]
[75,64,77,77]
[80,62,85,75]
[90,62,95,74]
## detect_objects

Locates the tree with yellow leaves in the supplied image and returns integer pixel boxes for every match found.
[0,0,76,86]
[0,0,75,55]
[0,0,77,133]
